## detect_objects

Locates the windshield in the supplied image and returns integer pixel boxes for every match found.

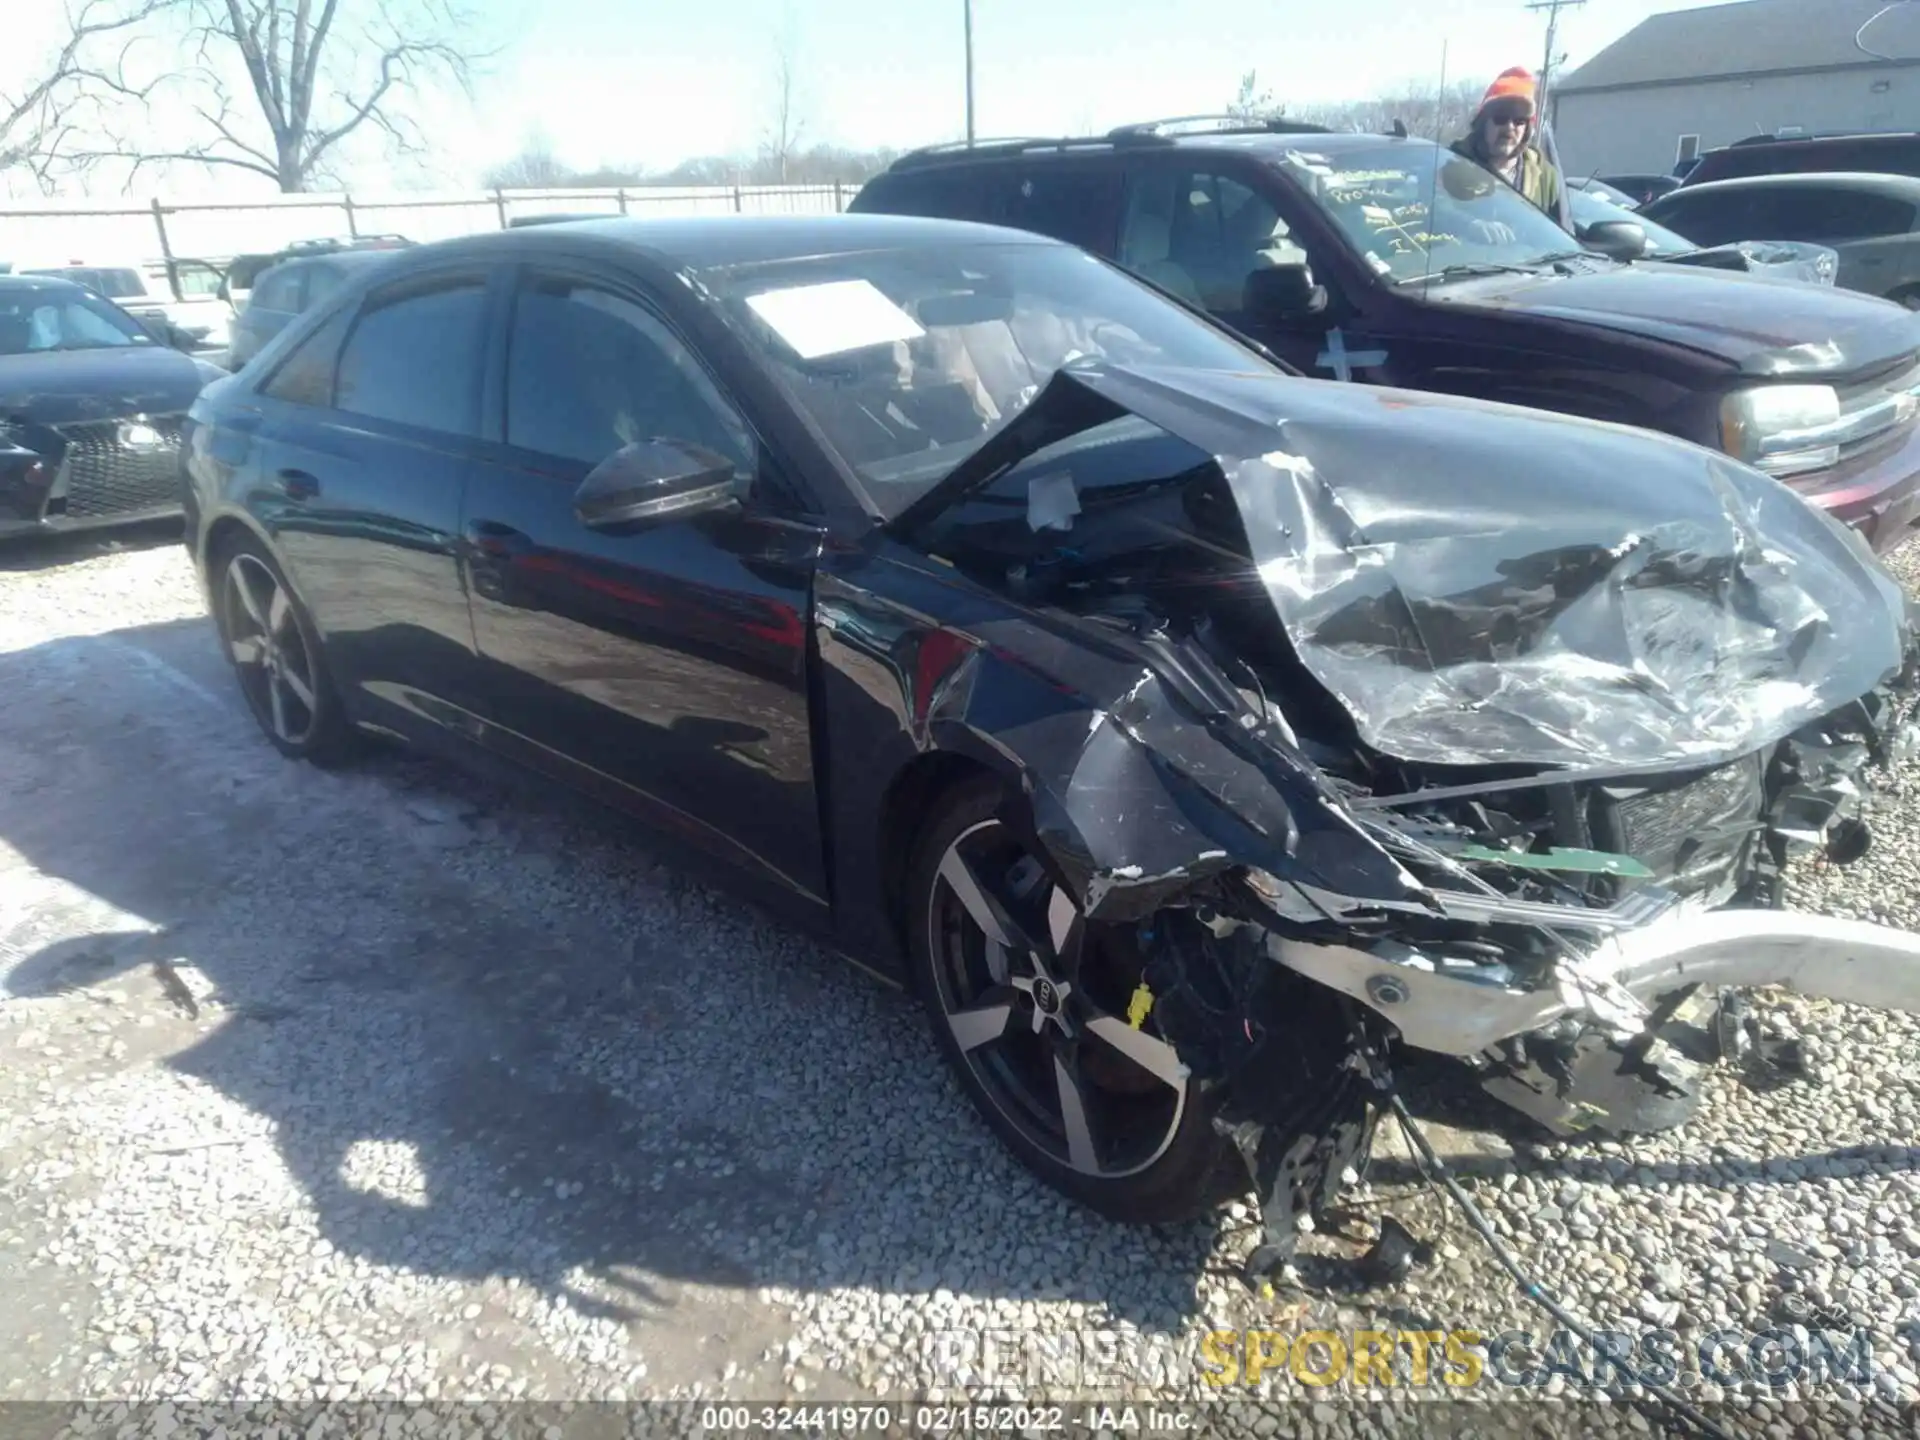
[1270,141,1585,283]
[24,266,148,299]
[0,287,156,354]
[705,241,1269,517]
[1566,186,1696,256]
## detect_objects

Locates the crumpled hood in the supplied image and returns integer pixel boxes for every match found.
[1426,264,1919,378]
[918,362,1912,775]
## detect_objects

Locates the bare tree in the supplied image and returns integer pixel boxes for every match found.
[1226,69,1276,122]
[1,0,169,189]
[484,134,571,189]
[1291,78,1483,142]
[84,0,488,191]
[759,26,805,184]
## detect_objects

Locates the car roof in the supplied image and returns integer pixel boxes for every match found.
[361,212,1060,274]
[0,274,92,295]
[1665,170,1920,197]
[264,249,398,274]
[881,126,1422,175]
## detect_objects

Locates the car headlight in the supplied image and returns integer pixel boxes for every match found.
[1720,384,1845,477]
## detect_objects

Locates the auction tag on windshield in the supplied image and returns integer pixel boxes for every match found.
[745,279,926,360]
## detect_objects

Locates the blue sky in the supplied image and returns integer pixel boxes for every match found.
[19,0,1734,194]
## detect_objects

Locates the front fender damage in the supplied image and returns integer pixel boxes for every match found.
[902,361,1920,1283]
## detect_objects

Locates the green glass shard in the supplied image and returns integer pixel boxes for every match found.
[1457,844,1655,879]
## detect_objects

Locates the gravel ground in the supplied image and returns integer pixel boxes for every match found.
[2,521,1920,1439]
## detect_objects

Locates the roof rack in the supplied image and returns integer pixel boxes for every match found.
[889,133,1173,170]
[1107,114,1336,139]
[888,115,1343,171]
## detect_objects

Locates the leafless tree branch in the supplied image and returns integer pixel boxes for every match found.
[0,0,175,188]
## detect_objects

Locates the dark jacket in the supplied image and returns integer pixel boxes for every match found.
[1450,137,1562,217]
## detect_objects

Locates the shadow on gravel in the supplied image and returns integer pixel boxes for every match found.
[0,518,185,573]
[8,618,1874,1363]
[0,618,1239,1346]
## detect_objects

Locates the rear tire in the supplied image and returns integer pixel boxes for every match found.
[904,775,1243,1224]
[212,535,357,766]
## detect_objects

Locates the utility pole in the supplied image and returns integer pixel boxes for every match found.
[964,0,976,145]
[1526,0,1585,121]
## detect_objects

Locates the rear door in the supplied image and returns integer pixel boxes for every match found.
[249,261,504,738]
[460,260,831,915]
[1754,186,1920,298]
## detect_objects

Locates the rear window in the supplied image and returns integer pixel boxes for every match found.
[1688,136,1920,185]
[853,165,1016,225]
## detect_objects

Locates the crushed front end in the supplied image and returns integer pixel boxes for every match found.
[900,359,1920,1276]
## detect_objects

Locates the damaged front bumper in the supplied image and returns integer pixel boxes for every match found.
[1269,895,1920,1058]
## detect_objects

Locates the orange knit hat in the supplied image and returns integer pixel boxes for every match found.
[1475,67,1538,123]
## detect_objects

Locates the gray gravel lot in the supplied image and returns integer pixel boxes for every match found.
[2,522,1920,1437]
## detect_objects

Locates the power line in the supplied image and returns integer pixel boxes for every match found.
[1525,0,1586,114]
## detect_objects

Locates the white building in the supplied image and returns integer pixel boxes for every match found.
[1551,0,1920,178]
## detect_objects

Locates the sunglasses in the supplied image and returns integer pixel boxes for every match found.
[1487,111,1531,128]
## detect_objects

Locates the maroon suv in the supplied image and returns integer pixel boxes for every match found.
[852,122,1920,555]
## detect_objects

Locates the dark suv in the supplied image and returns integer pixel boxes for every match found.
[851,120,1920,555]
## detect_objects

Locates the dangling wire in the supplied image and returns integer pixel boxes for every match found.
[1857,0,1916,61]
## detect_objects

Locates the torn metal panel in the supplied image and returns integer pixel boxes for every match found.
[905,360,1912,775]
[907,617,1423,922]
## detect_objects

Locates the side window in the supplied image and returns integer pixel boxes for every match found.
[1651,192,1753,247]
[859,167,1011,226]
[303,265,346,311]
[1788,189,1917,240]
[252,268,302,313]
[1118,167,1296,312]
[1004,166,1121,252]
[504,274,753,475]
[259,308,352,407]
[334,276,489,437]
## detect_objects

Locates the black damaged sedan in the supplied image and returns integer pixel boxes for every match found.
[181,215,1920,1275]
[0,275,223,538]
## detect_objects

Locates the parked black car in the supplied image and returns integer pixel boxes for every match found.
[1684,130,1920,189]
[0,275,222,538]
[226,250,402,370]
[849,123,1920,555]
[1642,172,1920,309]
[181,214,1920,1269]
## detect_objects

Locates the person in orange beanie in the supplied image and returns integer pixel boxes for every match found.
[1450,67,1563,217]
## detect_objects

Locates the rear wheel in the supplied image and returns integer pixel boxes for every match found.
[905,776,1242,1223]
[213,537,356,765]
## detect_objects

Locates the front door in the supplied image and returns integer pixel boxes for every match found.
[460,264,830,915]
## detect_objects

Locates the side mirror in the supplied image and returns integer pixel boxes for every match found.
[1243,263,1328,321]
[573,439,739,529]
[1578,219,1650,261]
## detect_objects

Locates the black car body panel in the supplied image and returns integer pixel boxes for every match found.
[180,216,1920,1275]
[0,278,219,535]
[1420,263,1917,377]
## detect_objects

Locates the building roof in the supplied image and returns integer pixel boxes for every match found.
[1556,0,1920,94]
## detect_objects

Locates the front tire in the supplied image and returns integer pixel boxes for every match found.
[905,775,1243,1224]
[212,537,356,765]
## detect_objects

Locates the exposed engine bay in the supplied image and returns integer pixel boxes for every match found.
[895,360,1920,1276]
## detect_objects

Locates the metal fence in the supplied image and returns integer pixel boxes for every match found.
[0,182,862,278]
